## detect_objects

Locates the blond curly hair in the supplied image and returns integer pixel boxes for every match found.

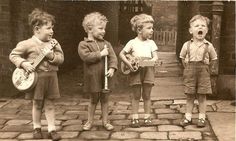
[82,12,108,33]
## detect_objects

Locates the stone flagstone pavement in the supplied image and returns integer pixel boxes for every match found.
[0,96,226,141]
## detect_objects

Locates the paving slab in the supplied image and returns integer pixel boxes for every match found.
[208,112,235,141]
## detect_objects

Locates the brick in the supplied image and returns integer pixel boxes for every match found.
[58,131,79,138]
[63,105,86,110]
[117,101,131,105]
[169,131,202,140]
[113,109,132,114]
[185,124,211,132]
[140,132,168,140]
[114,105,128,110]
[1,125,32,132]
[6,120,31,125]
[158,125,183,131]
[0,108,18,114]
[112,119,131,126]
[154,108,176,114]
[0,132,19,139]
[17,133,32,140]
[108,114,126,120]
[153,100,173,105]
[111,132,139,139]
[79,131,110,140]
[152,119,171,125]
[3,99,30,108]
[65,110,87,115]
[62,120,82,126]
[62,125,83,131]
[124,126,157,132]
[0,119,6,124]
[56,114,78,120]
[158,113,183,119]
[54,101,77,106]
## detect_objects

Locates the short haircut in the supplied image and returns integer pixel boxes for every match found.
[28,8,55,30]
[82,12,108,33]
[130,13,154,32]
[189,14,210,27]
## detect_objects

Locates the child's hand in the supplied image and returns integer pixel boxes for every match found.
[127,62,136,72]
[106,68,115,77]
[100,47,109,57]
[42,47,54,60]
[21,61,35,73]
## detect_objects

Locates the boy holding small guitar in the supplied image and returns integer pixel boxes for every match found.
[9,8,63,140]
[119,14,158,128]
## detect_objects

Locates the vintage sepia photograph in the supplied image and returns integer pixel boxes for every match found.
[0,0,235,140]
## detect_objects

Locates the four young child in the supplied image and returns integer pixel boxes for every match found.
[9,8,217,140]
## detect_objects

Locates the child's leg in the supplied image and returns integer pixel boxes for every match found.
[32,100,43,129]
[44,99,56,132]
[185,94,195,121]
[88,93,99,123]
[197,94,206,119]
[142,83,152,119]
[100,93,109,123]
[100,93,114,130]
[131,85,141,119]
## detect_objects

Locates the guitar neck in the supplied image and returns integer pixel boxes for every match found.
[32,41,58,69]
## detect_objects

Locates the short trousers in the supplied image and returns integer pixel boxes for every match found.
[183,61,212,95]
[129,66,155,86]
[25,71,60,100]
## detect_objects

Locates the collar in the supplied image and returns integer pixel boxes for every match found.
[84,37,104,42]
[32,36,44,44]
[190,38,209,45]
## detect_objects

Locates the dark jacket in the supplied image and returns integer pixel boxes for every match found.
[78,38,118,93]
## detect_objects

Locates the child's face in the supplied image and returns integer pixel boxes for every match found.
[90,21,106,40]
[139,23,153,40]
[35,21,54,42]
[189,19,208,41]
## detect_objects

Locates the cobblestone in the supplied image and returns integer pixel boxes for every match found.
[169,131,202,140]
[80,131,110,140]
[0,98,219,140]
[158,125,183,131]
[6,120,31,125]
[140,132,168,140]
[111,131,139,139]
[0,132,19,139]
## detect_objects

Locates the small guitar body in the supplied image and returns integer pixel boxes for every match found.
[120,54,156,75]
[12,68,38,92]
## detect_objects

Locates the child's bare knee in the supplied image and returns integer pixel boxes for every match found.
[33,100,43,110]
[133,94,141,100]
[100,94,108,103]
[90,93,99,104]
[142,93,150,100]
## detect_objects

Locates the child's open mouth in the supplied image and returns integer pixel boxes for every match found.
[198,31,203,35]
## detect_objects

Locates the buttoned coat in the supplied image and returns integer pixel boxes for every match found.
[78,38,118,93]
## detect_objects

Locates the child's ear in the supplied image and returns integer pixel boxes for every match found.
[137,27,142,34]
[33,26,40,33]
[189,28,193,34]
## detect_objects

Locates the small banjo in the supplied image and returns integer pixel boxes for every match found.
[12,40,58,92]
[120,54,157,75]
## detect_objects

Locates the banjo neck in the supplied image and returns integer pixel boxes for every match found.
[32,40,58,69]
